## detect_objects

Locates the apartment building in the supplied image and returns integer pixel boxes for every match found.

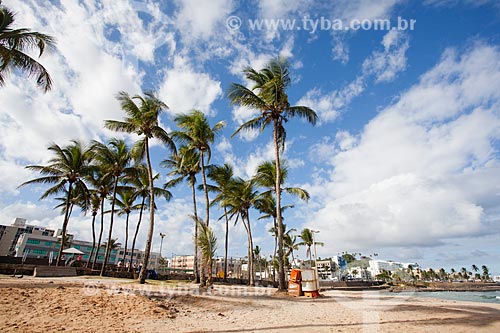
[0,218,55,256]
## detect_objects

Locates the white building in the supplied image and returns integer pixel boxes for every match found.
[369,260,403,276]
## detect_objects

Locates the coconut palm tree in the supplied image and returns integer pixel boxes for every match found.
[0,1,55,91]
[127,164,171,272]
[253,245,262,281]
[173,110,225,228]
[102,238,122,252]
[87,167,113,270]
[224,177,260,286]
[283,230,299,268]
[91,139,133,276]
[196,219,217,286]
[19,141,92,265]
[297,228,324,265]
[228,57,317,291]
[115,187,140,263]
[206,163,234,282]
[482,265,490,281]
[85,191,101,268]
[162,146,201,281]
[472,264,479,273]
[105,91,175,284]
[257,194,294,275]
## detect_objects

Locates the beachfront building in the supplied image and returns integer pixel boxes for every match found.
[1,217,161,270]
[316,259,336,280]
[170,255,195,272]
[213,257,244,278]
[369,260,403,276]
[368,260,419,278]
[0,218,55,256]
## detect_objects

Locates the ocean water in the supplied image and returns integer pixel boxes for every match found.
[409,291,500,304]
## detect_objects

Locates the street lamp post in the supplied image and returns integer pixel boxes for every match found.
[159,233,166,259]
[310,230,320,290]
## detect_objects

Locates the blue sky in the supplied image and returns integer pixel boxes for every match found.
[2,0,500,275]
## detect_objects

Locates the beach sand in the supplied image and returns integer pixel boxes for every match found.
[1,276,500,332]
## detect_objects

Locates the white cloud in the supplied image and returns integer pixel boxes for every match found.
[362,30,410,82]
[305,44,500,253]
[158,56,223,115]
[298,77,364,124]
[174,0,233,41]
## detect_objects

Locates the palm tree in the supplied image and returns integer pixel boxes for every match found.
[127,164,171,272]
[257,194,293,276]
[297,228,324,265]
[253,245,262,281]
[105,91,175,284]
[228,57,317,291]
[102,238,122,252]
[224,177,260,286]
[196,219,217,286]
[85,191,100,268]
[206,163,234,282]
[88,168,113,270]
[115,187,139,263]
[0,1,55,91]
[162,146,201,281]
[19,141,92,265]
[283,228,299,268]
[472,264,479,273]
[173,110,225,228]
[461,267,468,280]
[481,265,490,281]
[91,139,133,276]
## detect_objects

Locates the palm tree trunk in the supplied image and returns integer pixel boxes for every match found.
[92,197,105,270]
[56,182,73,266]
[122,213,130,264]
[273,120,285,291]
[139,139,155,284]
[200,150,210,226]
[190,181,200,283]
[272,218,277,284]
[101,177,119,276]
[86,213,97,268]
[128,196,145,272]
[245,211,254,287]
[223,206,229,282]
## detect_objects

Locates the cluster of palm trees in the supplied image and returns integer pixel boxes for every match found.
[20,92,174,284]
[400,264,492,282]
[19,57,318,290]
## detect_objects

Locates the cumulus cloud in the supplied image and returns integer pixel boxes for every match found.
[158,56,223,115]
[304,44,500,252]
[362,30,410,82]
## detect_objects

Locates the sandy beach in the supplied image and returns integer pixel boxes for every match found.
[1,276,500,332]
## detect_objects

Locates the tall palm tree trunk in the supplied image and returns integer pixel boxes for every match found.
[101,177,119,276]
[223,206,229,282]
[139,139,155,284]
[92,197,105,270]
[200,150,210,226]
[56,182,73,266]
[273,120,286,290]
[86,213,97,268]
[272,219,277,284]
[122,213,130,263]
[128,196,145,272]
[244,211,254,286]
[190,181,200,283]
